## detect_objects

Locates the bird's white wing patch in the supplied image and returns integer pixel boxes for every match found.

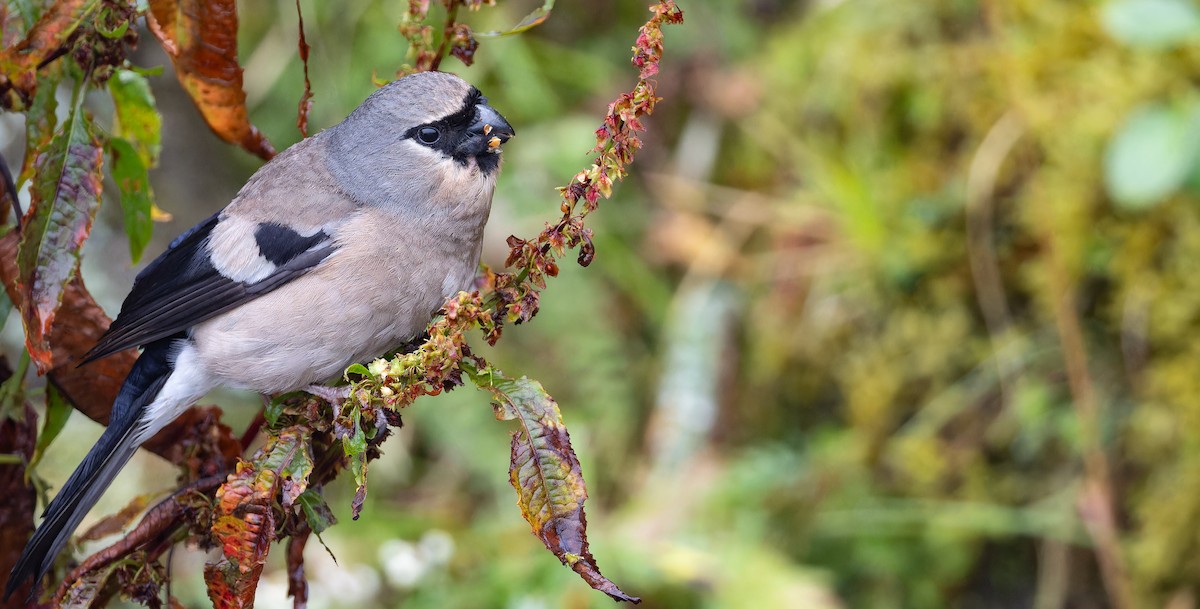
[207,216,278,283]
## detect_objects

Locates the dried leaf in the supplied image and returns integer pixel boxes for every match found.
[482,372,640,603]
[105,137,154,263]
[145,0,275,160]
[59,561,118,609]
[16,80,103,372]
[286,527,310,609]
[77,494,151,542]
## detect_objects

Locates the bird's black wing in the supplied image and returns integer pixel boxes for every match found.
[81,213,336,363]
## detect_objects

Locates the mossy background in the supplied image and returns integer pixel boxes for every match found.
[5,0,1200,607]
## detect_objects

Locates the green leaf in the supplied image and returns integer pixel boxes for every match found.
[105,137,153,263]
[279,429,314,508]
[1101,0,1200,49]
[1104,101,1200,210]
[0,351,30,419]
[264,394,288,427]
[10,0,43,30]
[341,406,369,519]
[344,362,371,379]
[297,488,337,535]
[30,382,72,468]
[108,69,161,167]
[476,0,555,37]
[16,78,104,371]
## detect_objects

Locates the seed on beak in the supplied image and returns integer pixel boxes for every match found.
[488,136,502,152]
[483,124,493,135]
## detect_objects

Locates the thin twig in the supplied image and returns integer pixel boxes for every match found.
[429,0,461,71]
[53,475,225,604]
[1045,248,1133,609]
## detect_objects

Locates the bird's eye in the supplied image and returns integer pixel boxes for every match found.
[417,127,441,144]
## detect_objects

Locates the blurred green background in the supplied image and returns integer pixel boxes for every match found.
[9,0,1200,607]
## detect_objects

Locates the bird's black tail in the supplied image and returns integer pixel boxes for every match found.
[3,339,176,601]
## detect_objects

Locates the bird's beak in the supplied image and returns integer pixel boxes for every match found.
[468,103,514,152]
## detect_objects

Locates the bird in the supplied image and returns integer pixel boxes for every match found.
[4,69,514,599]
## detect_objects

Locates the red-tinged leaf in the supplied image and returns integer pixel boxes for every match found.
[108,69,162,166]
[0,0,97,110]
[204,558,263,609]
[59,561,118,609]
[105,137,154,263]
[211,426,310,575]
[16,81,103,373]
[480,371,640,604]
[145,0,275,160]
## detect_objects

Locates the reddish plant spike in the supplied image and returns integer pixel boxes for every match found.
[294,0,315,138]
[356,1,684,601]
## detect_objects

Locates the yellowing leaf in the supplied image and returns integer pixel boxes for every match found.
[146,0,275,160]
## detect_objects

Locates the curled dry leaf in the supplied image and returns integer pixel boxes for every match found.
[146,0,275,160]
[482,371,640,604]
[77,494,151,542]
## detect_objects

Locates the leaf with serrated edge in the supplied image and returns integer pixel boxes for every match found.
[210,425,310,580]
[480,371,640,603]
[16,80,103,372]
[77,493,151,542]
[204,558,262,609]
[0,0,98,107]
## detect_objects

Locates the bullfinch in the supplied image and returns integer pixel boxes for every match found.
[5,70,514,598]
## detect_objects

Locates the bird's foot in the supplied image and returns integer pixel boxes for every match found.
[303,384,352,404]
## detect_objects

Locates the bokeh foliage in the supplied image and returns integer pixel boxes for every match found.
[9,0,1200,607]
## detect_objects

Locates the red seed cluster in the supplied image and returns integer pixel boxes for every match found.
[357,1,684,411]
